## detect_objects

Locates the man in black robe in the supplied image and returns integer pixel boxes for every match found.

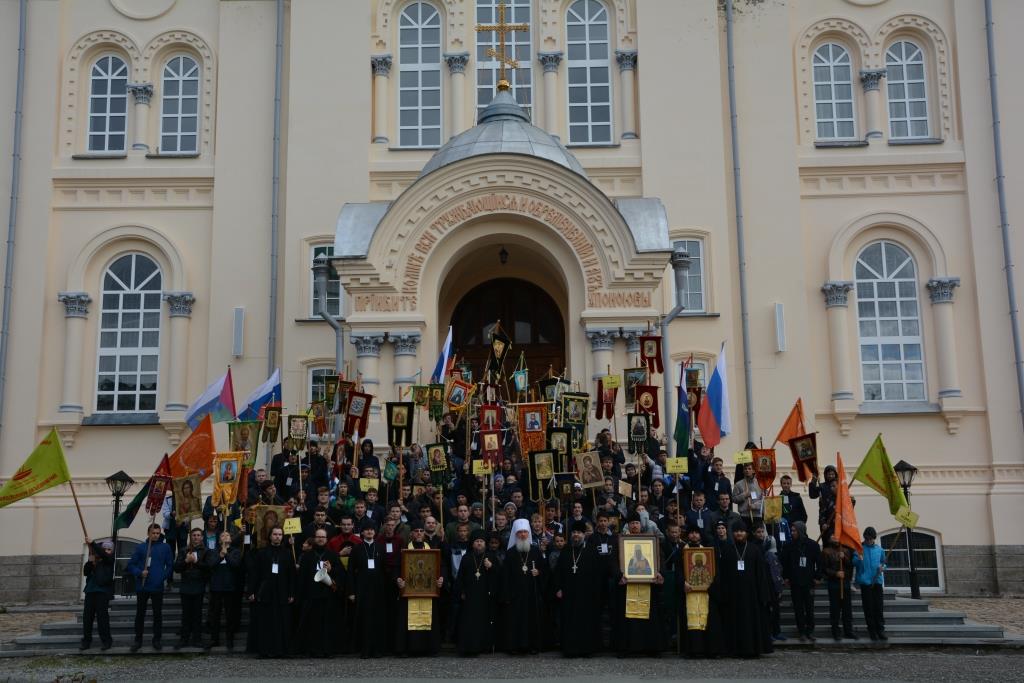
[295,528,344,657]
[613,513,666,656]
[711,519,773,658]
[246,526,296,658]
[454,529,498,656]
[346,518,392,658]
[394,520,445,656]
[499,518,547,653]
[553,520,605,657]
[678,523,722,658]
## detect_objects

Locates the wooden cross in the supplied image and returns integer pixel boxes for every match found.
[475,1,529,92]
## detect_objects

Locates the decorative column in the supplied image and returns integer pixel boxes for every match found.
[538,52,563,139]
[927,277,962,399]
[351,333,386,411]
[126,83,154,152]
[622,329,642,361]
[163,292,195,412]
[391,333,421,402]
[57,292,92,413]
[371,55,393,144]
[822,281,855,401]
[860,69,887,143]
[444,53,470,137]
[615,50,638,140]
[587,329,618,384]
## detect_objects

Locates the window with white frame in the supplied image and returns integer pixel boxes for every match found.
[672,239,706,313]
[308,367,334,404]
[96,254,162,412]
[566,0,612,145]
[160,55,200,153]
[812,43,856,140]
[879,529,943,590]
[675,359,709,389]
[886,40,929,139]
[88,55,129,152]
[398,2,443,148]
[476,0,533,116]
[311,244,341,317]
[855,241,925,402]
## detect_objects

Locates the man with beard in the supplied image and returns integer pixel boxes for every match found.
[246,526,296,658]
[613,513,666,656]
[455,529,498,655]
[679,523,720,658]
[295,528,343,657]
[712,519,772,657]
[346,518,391,658]
[660,520,685,648]
[393,521,445,656]
[500,518,547,654]
[554,520,606,657]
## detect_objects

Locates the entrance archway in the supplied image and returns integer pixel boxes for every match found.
[450,278,566,382]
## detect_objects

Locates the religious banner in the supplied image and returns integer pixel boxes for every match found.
[626,413,649,455]
[411,385,430,407]
[685,366,703,419]
[753,447,776,492]
[576,452,604,489]
[229,420,262,467]
[425,442,450,486]
[311,401,328,436]
[145,454,173,516]
[634,384,660,429]
[254,505,286,548]
[335,380,355,415]
[620,534,659,584]
[172,474,203,523]
[402,548,441,599]
[516,402,548,454]
[527,450,556,501]
[488,327,511,374]
[625,583,651,620]
[479,404,501,432]
[763,496,783,523]
[623,368,647,406]
[547,427,571,471]
[386,402,415,447]
[539,376,570,403]
[428,383,445,422]
[211,452,245,507]
[787,432,820,480]
[446,379,472,412]
[638,335,664,375]
[560,393,589,453]
[595,378,617,421]
[324,375,340,411]
[554,472,576,500]
[683,546,715,592]
[512,368,528,395]
[288,415,309,443]
[480,429,502,466]
[344,392,373,438]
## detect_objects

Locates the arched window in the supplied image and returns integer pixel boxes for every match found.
[672,238,706,313]
[308,366,334,404]
[88,55,129,152]
[161,55,200,153]
[886,40,929,139]
[878,529,944,591]
[398,2,443,148]
[855,241,924,402]
[566,0,612,145]
[476,0,533,116]
[97,254,162,412]
[812,43,856,140]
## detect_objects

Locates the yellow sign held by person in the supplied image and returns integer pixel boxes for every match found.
[895,505,919,529]
[603,375,621,389]
[665,457,687,474]
[472,460,493,475]
[282,517,302,535]
[0,428,72,508]
[733,450,753,465]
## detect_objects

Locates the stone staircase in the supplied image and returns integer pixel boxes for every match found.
[1,590,1019,656]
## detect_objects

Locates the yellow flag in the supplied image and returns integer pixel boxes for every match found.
[0,428,72,508]
[852,434,909,516]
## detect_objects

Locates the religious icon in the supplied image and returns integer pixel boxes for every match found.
[576,451,604,489]
[757,453,773,474]
[392,405,409,427]
[620,535,660,584]
[683,546,716,592]
[628,413,649,440]
[563,398,586,423]
[289,416,308,441]
[231,424,254,454]
[172,475,203,523]
[220,460,237,483]
[263,406,282,443]
[412,485,426,498]
[479,405,500,431]
[533,450,554,482]
[401,548,441,598]
[412,385,429,406]
[254,505,286,548]
[427,444,448,472]
[525,411,542,432]
[348,395,367,417]
[623,368,648,403]
[642,339,658,358]
[547,428,569,462]
[447,380,471,409]
[483,432,500,453]
[430,386,443,402]
[512,369,528,393]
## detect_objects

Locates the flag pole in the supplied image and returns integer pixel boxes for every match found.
[68,480,89,540]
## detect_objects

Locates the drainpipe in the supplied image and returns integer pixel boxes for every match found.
[0,0,27,440]
[984,0,1024,433]
[726,0,755,441]
[267,0,284,376]
[660,246,691,458]
[312,256,345,440]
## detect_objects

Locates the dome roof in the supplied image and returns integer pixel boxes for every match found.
[419,90,587,178]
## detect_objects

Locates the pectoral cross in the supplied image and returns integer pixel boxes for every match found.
[475,1,529,92]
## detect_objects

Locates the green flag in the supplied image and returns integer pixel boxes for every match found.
[852,434,909,516]
[114,481,151,532]
[0,427,72,508]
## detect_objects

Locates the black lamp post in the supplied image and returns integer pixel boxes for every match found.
[105,470,135,550]
[893,459,921,599]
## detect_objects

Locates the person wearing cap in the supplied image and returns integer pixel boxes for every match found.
[500,518,548,654]
[780,520,821,642]
[80,536,115,651]
[853,526,887,641]
[553,519,606,657]
[295,527,343,657]
[708,491,741,537]
[678,522,719,658]
[454,529,498,656]
[346,517,391,658]
[713,519,773,657]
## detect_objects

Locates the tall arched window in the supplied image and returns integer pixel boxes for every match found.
[566,0,612,145]
[886,40,929,139]
[97,254,162,412]
[398,2,443,148]
[161,55,200,153]
[879,529,944,591]
[855,241,924,402]
[88,55,129,152]
[812,43,855,140]
[476,0,532,116]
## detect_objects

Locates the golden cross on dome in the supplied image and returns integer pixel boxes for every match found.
[475,1,529,92]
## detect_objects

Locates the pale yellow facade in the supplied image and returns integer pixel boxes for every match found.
[0,0,1021,602]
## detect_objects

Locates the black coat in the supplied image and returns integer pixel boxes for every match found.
[780,536,822,587]
[553,541,606,657]
[174,545,210,595]
[346,540,392,658]
[499,545,548,653]
[205,545,243,592]
[712,542,773,657]
[246,544,296,658]
[455,550,499,655]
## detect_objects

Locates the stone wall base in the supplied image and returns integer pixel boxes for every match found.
[0,554,82,605]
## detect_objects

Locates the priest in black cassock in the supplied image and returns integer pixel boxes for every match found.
[393,520,445,656]
[454,529,498,656]
[553,520,606,657]
[712,519,773,658]
[346,518,392,658]
[499,518,548,654]
[246,526,296,658]
[679,523,722,658]
[295,528,344,657]
[613,513,667,656]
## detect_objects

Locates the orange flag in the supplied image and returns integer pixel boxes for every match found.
[168,414,217,479]
[773,398,805,446]
[834,452,863,554]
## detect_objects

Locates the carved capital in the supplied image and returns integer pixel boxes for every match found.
[351,333,385,357]
[821,281,854,308]
[163,291,195,318]
[371,54,393,77]
[615,50,638,72]
[537,51,563,73]
[621,329,642,354]
[927,277,960,304]
[587,329,618,353]
[859,69,887,93]
[392,333,421,356]
[127,82,154,105]
[444,52,470,75]
[57,291,92,318]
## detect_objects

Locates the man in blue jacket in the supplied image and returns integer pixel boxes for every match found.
[853,526,887,641]
[125,523,174,652]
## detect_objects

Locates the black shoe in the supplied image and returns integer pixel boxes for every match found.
[877,631,888,641]
[226,639,234,652]
[130,641,141,653]
[152,640,163,651]
[79,641,91,651]
[101,642,112,651]
[806,632,817,642]
[868,631,878,641]
[192,639,205,649]
[844,631,859,640]
[832,630,841,642]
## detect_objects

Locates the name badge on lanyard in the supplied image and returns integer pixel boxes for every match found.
[799,556,807,568]
[714,482,719,492]
[145,556,152,568]
[737,560,745,571]
[286,477,293,487]
[751,490,758,500]
[367,559,376,570]
[272,562,279,574]
[386,543,393,553]
[783,495,790,505]
[244,534,251,545]
[697,517,704,529]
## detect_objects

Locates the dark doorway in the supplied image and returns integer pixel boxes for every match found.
[450,278,566,385]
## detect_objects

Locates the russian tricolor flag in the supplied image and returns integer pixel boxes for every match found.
[238,368,282,421]
[696,341,731,448]
[431,326,453,383]
[185,368,237,430]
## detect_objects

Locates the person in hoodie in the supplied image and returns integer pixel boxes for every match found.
[79,537,115,651]
[780,520,822,642]
[206,530,243,650]
[853,526,887,641]
[125,523,175,652]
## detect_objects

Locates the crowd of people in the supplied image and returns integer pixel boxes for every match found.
[78,417,888,658]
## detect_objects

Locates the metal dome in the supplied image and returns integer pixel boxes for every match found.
[419,90,587,178]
